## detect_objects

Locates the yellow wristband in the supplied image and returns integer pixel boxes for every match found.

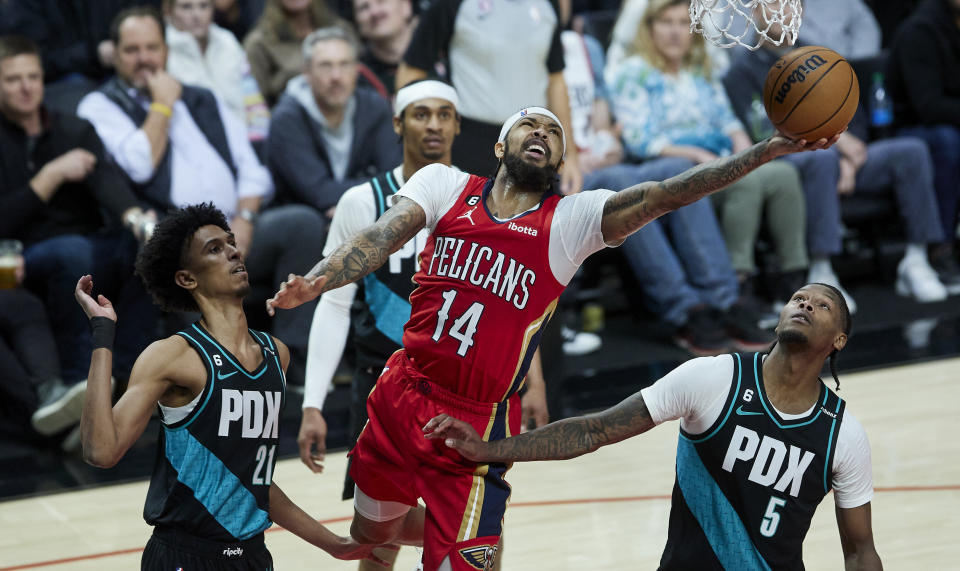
[149,102,172,118]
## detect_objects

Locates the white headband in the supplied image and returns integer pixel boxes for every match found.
[497,107,566,156]
[394,80,460,117]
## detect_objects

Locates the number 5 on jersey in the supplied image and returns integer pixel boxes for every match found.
[432,289,486,356]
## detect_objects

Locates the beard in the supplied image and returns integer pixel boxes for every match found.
[777,328,808,346]
[502,141,559,192]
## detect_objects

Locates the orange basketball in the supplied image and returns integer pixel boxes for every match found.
[763,46,860,142]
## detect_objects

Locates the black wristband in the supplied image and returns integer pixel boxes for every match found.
[90,316,116,351]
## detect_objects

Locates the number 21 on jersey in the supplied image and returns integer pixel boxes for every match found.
[432,289,486,356]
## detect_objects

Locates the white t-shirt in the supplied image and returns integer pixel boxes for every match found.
[640,355,874,509]
[396,163,618,286]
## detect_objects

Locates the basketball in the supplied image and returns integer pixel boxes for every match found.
[762,46,860,142]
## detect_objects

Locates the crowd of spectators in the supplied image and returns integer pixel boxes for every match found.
[1,0,958,451]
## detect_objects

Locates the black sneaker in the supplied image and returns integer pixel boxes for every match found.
[674,307,733,357]
[31,379,87,436]
[723,302,776,352]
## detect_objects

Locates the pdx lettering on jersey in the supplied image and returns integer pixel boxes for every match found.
[397,163,615,403]
[143,323,285,542]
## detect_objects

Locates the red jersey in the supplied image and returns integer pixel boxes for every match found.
[401,172,569,403]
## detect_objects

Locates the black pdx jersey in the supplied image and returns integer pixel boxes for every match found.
[352,169,423,368]
[143,323,286,542]
[659,352,846,571]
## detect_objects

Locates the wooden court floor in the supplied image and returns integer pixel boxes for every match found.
[2,357,959,570]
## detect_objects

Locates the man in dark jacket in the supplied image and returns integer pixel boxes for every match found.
[0,35,157,440]
[266,25,401,218]
[887,0,960,279]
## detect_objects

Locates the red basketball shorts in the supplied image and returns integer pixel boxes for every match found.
[349,350,521,571]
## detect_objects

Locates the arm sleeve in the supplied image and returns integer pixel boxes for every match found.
[218,96,273,202]
[77,92,156,183]
[893,23,960,125]
[396,163,470,229]
[266,103,365,211]
[79,119,141,220]
[302,283,357,410]
[545,0,565,74]
[639,355,733,434]
[303,185,375,409]
[402,0,459,70]
[831,412,874,509]
[549,189,617,285]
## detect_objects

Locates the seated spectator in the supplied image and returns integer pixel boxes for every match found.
[352,0,416,97]
[562,27,771,354]
[610,0,809,308]
[798,0,881,60]
[397,0,583,193]
[213,0,267,41]
[0,36,158,439]
[266,26,400,216]
[606,0,730,83]
[244,0,339,106]
[77,7,326,385]
[0,258,66,444]
[723,2,952,305]
[887,0,960,291]
[164,0,271,142]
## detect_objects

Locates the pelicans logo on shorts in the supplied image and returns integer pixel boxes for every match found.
[459,545,498,569]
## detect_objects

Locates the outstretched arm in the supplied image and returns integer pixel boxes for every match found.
[266,196,426,314]
[268,482,393,564]
[424,391,655,463]
[836,503,883,570]
[599,134,838,243]
[74,275,176,468]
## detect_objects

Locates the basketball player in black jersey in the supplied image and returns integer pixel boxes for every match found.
[74,204,394,569]
[425,283,883,570]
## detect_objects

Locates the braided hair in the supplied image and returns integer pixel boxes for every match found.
[768,283,852,391]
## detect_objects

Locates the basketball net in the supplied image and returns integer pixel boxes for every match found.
[689,0,802,51]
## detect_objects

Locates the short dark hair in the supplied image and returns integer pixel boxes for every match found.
[135,203,230,313]
[0,36,40,64]
[110,5,166,45]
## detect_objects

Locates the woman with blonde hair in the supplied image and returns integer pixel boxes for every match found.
[611,0,810,304]
[243,0,339,105]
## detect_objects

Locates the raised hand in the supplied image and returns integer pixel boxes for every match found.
[74,275,117,321]
[146,70,182,108]
[297,407,327,474]
[422,414,490,461]
[266,274,327,316]
[49,148,97,183]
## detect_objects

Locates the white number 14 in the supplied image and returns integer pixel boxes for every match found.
[432,289,485,356]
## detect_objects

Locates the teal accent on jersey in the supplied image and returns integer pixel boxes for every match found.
[164,427,271,539]
[251,330,285,391]
[172,331,217,430]
[676,437,772,571]
[752,352,828,429]
[683,353,743,444]
[192,324,267,379]
[823,397,843,493]
[363,275,412,345]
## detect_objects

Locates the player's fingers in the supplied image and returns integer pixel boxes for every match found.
[265,298,275,316]
[423,414,449,432]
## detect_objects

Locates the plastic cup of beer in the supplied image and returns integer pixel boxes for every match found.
[0,239,23,289]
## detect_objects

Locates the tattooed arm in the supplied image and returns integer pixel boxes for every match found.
[423,392,656,463]
[267,197,426,314]
[599,134,838,243]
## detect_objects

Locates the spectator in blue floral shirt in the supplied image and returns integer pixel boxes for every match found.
[609,0,809,304]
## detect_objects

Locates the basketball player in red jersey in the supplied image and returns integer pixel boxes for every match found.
[267,106,838,570]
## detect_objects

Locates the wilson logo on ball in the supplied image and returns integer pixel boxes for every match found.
[773,55,828,105]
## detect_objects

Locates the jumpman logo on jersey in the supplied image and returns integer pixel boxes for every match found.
[457,207,477,226]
